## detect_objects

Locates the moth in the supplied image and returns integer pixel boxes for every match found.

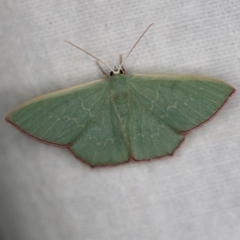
[6,24,235,166]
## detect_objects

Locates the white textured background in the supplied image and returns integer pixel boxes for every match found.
[1,1,240,240]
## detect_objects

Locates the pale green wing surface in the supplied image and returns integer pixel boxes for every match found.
[128,92,184,160]
[128,74,234,131]
[70,97,129,166]
[7,80,109,144]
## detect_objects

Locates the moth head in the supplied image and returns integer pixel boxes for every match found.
[110,66,124,76]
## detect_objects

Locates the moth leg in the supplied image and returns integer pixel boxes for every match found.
[120,54,126,75]
[96,61,109,78]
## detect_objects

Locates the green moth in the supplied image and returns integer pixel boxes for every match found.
[6,24,235,166]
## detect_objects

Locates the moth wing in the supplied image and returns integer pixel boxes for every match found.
[7,79,129,166]
[6,79,109,145]
[127,74,234,160]
[128,74,234,131]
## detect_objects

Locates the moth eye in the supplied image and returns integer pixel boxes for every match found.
[120,70,123,74]
[110,71,114,76]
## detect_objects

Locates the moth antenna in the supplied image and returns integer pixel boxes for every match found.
[64,40,114,72]
[118,23,154,72]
